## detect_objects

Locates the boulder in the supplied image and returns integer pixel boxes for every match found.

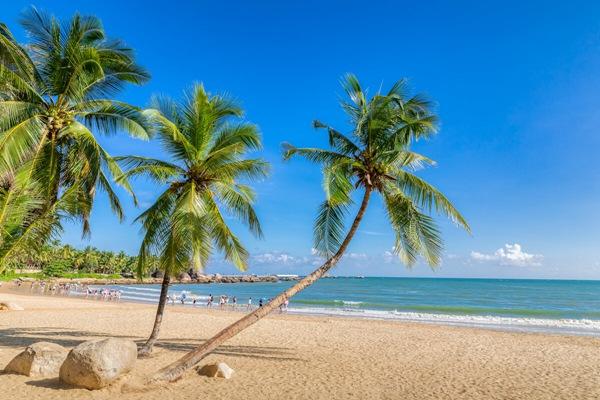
[177,272,192,282]
[197,362,234,379]
[4,342,68,377]
[151,270,164,279]
[0,302,24,311]
[59,338,137,389]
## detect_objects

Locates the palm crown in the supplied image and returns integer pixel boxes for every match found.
[119,84,269,277]
[0,8,150,233]
[284,74,470,266]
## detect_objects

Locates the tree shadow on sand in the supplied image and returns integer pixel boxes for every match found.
[0,327,305,363]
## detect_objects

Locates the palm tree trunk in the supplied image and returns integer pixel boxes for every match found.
[151,187,372,382]
[138,272,171,357]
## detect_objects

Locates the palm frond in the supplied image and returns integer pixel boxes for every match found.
[390,170,470,232]
[313,200,349,258]
[384,190,443,267]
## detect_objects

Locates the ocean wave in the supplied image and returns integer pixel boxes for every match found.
[287,307,600,336]
[120,286,161,292]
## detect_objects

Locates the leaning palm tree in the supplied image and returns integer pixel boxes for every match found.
[149,74,470,383]
[118,83,269,356]
[0,7,149,249]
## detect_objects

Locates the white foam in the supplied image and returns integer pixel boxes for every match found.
[287,307,600,336]
[120,286,161,292]
[335,300,363,306]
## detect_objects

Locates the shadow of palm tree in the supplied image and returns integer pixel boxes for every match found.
[0,328,305,362]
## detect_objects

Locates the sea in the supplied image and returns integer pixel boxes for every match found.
[91,277,600,336]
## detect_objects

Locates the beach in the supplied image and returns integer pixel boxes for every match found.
[1,292,599,399]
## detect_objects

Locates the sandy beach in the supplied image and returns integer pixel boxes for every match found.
[0,291,599,400]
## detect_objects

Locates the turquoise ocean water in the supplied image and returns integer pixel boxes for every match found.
[97,278,600,336]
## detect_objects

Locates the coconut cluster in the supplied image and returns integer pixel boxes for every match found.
[45,108,74,135]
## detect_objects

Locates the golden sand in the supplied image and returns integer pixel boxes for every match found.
[0,292,599,399]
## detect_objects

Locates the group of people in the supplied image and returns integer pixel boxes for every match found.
[166,291,290,312]
[11,279,291,312]
[85,287,122,301]
[16,280,123,302]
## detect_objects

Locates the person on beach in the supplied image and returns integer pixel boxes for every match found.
[232,296,237,309]
[259,298,263,307]
[219,295,225,309]
[180,291,187,305]
[207,294,213,307]
[279,298,289,313]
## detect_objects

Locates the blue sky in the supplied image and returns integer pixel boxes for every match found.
[4,1,600,279]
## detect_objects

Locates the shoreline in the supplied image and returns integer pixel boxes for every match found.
[1,292,600,399]
[4,282,600,338]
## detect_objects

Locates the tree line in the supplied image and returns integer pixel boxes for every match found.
[5,241,138,277]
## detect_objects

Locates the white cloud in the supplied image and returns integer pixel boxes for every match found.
[252,252,301,265]
[470,243,543,267]
[359,230,384,236]
[251,250,325,267]
[346,252,368,260]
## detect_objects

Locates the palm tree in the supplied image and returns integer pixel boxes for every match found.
[149,74,470,383]
[0,161,87,273]
[118,83,269,356]
[0,8,149,266]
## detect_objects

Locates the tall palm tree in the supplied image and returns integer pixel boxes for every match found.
[0,8,149,266]
[118,83,269,356]
[149,74,470,382]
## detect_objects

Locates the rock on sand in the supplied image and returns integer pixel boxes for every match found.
[0,302,24,311]
[197,362,235,379]
[59,338,137,389]
[4,342,68,377]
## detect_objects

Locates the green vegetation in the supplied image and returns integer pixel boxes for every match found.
[0,7,149,273]
[123,84,268,356]
[1,240,136,278]
[0,271,122,281]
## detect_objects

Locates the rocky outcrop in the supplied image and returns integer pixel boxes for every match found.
[197,362,234,379]
[177,272,192,282]
[4,342,68,377]
[59,338,137,389]
[0,302,24,311]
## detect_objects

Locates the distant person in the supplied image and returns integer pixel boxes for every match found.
[259,298,263,308]
[180,291,187,305]
[207,294,213,307]
[247,297,252,310]
[232,296,237,308]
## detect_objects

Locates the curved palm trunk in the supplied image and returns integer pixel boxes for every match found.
[151,187,372,382]
[138,272,171,357]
